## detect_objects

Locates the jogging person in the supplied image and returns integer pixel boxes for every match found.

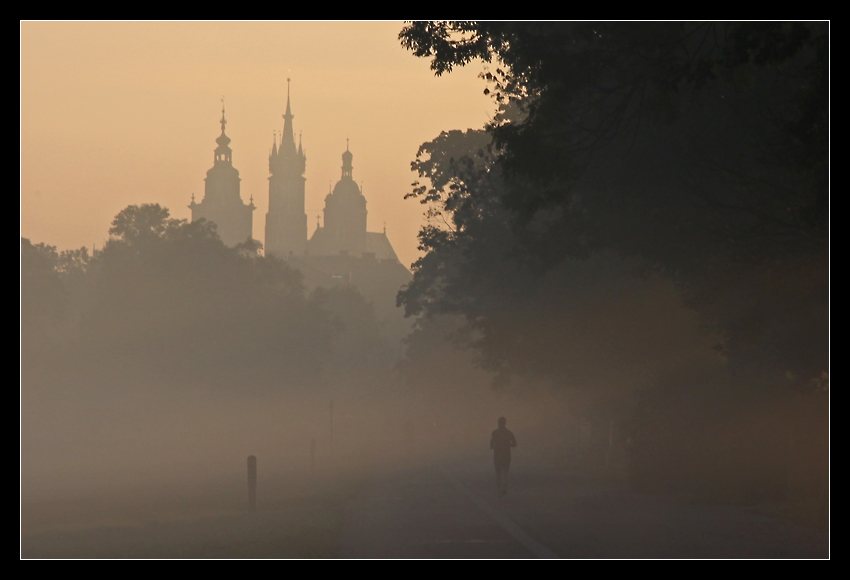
[490,417,517,496]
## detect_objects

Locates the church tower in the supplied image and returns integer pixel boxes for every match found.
[190,102,255,246]
[265,79,307,257]
[307,142,399,262]
[322,142,368,251]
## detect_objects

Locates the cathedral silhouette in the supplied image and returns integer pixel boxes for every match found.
[190,82,410,327]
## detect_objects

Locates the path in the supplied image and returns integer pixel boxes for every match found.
[338,456,828,559]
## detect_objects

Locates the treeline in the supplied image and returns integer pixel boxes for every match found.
[22,204,393,392]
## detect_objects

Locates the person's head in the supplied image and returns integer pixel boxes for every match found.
[498,417,507,427]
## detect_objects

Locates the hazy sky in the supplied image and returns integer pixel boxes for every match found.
[21,21,493,268]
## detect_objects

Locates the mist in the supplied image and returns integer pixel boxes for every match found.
[21,22,828,559]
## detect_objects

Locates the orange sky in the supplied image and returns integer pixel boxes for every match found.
[21,22,494,269]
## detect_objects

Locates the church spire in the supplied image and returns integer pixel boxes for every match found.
[285,78,292,118]
[219,98,227,134]
[341,140,353,179]
[281,78,296,153]
[265,79,307,257]
[214,97,232,164]
[194,98,253,248]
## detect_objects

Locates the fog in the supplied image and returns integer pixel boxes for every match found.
[21,22,828,559]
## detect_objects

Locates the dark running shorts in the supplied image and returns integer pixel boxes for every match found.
[494,453,511,473]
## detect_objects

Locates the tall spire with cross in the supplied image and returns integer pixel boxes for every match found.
[266,78,307,257]
[281,78,296,154]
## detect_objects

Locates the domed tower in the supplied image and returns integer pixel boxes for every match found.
[190,102,255,247]
[307,142,401,262]
[320,141,367,252]
[265,79,308,257]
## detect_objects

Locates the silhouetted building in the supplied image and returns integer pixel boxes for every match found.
[189,104,255,247]
[190,85,410,336]
[265,80,308,258]
[261,83,410,337]
[307,144,399,262]
[292,143,411,340]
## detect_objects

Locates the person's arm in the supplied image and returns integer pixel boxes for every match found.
[510,432,517,447]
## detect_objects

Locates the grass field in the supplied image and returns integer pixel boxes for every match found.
[21,469,364,559]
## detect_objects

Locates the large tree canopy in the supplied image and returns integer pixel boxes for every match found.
[398,22,828,390]
[400,22,826,255]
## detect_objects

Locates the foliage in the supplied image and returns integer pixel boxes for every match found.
[21,238,66,360]
[398,20,828,507]
[22,204,395,392]
[400,22,827,238]
[398,22,828,390]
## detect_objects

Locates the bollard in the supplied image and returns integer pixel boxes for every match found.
[310,438,316,472]
[247,455,257,512]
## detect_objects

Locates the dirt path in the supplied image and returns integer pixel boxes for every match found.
[338,457,828,559]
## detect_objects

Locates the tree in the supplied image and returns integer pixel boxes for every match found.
[24,203,402,394]
[63,204,335,390]
[400,22,827,240]
[397,21,828,505]
[108,203,183,244]
[398,22,828,391]
[21,238,65,362]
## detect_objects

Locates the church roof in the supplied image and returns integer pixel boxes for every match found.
[328,177,364,200]
[307,228,400,262]
[361,232,399,262]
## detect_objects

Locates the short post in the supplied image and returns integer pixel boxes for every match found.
[247,455,257,512]
[310,438,316,472]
